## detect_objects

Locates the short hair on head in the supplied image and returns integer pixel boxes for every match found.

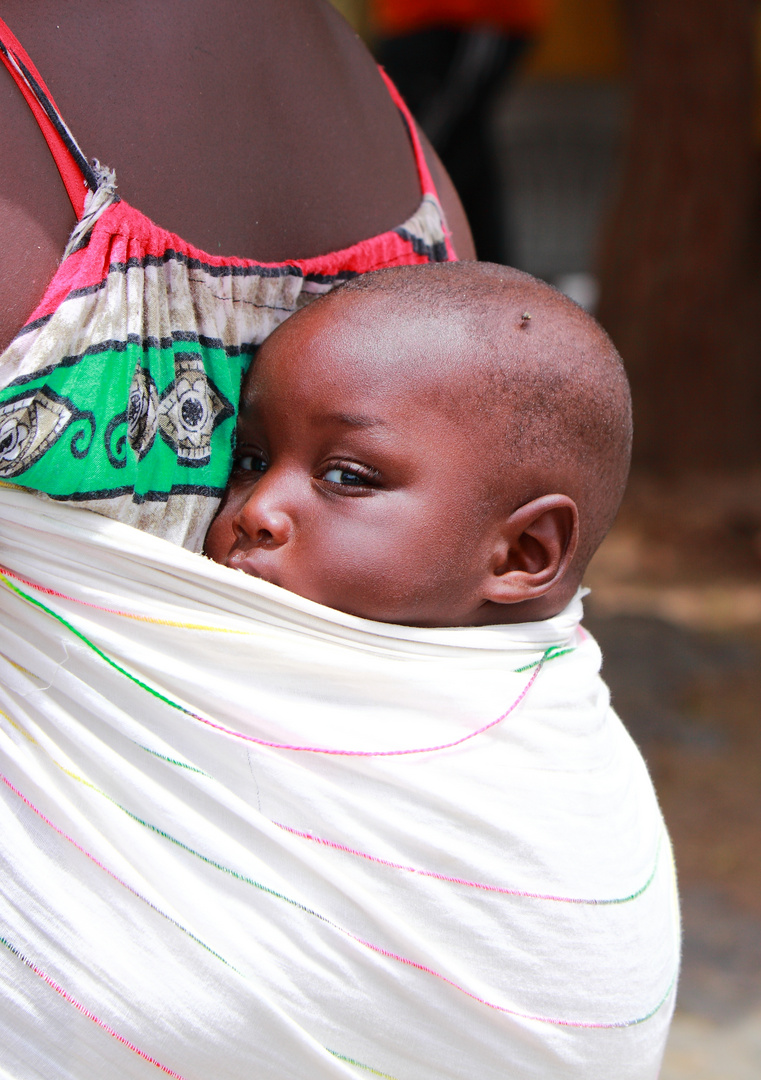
[321,262,633,579]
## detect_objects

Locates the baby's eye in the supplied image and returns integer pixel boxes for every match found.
[322,466,367,486]
[319,461,379,490]
[236,452,268,473]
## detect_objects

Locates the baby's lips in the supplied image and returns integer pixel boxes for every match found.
[225,549,277,586]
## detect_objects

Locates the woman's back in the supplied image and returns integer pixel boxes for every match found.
[0,0,471,351]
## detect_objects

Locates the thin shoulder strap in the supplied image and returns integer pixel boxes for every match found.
[378,67,437,200]
[0,16,96,218]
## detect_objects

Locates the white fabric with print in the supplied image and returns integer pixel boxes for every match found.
[0,484,679,1080]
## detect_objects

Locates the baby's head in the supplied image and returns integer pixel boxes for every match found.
[204,262,631,627]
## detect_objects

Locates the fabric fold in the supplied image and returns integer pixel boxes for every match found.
[0,486,679,1079]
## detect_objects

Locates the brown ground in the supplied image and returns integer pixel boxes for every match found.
[585,468,761,627]
[583,469,761,1022]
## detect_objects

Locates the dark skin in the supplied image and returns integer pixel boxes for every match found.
[204,288,582,627]
[0,0,474,353]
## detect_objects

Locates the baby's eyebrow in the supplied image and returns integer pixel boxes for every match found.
[321,412,387,430]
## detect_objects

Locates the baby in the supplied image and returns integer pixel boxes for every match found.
[204,260,632,627]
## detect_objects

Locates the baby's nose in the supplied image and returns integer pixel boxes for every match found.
[234,474,294,548]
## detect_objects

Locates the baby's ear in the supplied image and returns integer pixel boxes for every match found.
[483,494,579,607]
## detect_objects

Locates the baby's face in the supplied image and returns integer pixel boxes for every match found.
[204,298,504,626]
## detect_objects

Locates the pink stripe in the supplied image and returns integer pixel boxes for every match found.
[1,772,125,876]
[231,661,541,757]
[2,927,186,1078]
[0,771,190,935]
[340,927,665,1029]
[113,661,538,757]
[1,564,129,615]
[9,948,188,1077]
[272,821,607,905]
[1,565,544,757]
[0,771,670,1029]
[0,564,241,631]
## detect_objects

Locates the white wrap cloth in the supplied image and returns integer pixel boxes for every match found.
[0,486,679,1080]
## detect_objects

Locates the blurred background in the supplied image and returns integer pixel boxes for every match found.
[332,2,761,1074]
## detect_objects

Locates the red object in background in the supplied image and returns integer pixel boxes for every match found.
[372,0,552,36]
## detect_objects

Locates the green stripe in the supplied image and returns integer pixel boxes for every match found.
[327,1050,400,1079]
[515,644,575,673]
[134,742,210,776]
[1,574,197,720]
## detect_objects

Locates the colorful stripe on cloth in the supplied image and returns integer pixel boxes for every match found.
[0,487,680,1080]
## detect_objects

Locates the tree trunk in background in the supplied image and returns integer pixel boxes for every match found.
[596,0,759,471]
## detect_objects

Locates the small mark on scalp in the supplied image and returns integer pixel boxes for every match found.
[519,312,532,329]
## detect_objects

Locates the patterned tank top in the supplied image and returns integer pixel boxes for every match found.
[0,18,456,550]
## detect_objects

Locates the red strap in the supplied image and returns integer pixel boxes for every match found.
[0,26,446,243]
[0,16,90,218]
[378,66,438,199]
[378,66,457,259]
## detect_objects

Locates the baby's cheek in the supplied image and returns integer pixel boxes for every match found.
[203,509,233,562]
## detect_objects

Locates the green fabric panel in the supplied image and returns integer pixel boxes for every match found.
[0,341,248,498]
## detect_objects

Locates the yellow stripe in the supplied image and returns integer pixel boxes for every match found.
[0,570,268,637]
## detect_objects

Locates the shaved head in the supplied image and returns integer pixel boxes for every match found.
[210,261,632,624]
[312,262,632,581]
